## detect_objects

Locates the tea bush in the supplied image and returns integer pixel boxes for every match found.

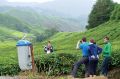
[0,64,20,76]
[111,50,120,67]
[35,51,120,76]
[35,53,82,76]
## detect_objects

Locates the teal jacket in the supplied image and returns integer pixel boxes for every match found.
[80,42,89,56]
[103,42,112,57]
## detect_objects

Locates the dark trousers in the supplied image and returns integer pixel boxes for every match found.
[101,57,111,76]
[88,59,98,75]
[71,57,89,77]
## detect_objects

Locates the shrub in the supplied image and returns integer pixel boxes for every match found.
[0,64,20,76]
[35,53,81,76]
[111,50,120,67]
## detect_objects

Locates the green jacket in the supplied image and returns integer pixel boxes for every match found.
[103,42,112,57]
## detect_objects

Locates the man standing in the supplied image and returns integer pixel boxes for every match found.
[100,36,112,76]
[71,37,89,78]
[88,39,102,77]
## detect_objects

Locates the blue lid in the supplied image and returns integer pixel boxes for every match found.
[16,40,31,46]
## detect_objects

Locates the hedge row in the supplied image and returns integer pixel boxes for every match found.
[0,50,119,76]
[35,53,81,76]
[35,50,120,76]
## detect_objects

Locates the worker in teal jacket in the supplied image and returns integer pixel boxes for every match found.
[100,36,112,76]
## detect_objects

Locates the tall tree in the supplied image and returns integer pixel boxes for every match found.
[110,4,120,20]
[86,0,115,29]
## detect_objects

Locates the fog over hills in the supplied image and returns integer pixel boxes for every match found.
[0,0,96,31]
[0,0,95,16]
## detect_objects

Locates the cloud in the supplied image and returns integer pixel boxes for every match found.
[0,0,7,2]
[113,0,120,3]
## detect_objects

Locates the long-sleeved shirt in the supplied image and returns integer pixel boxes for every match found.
[103,42,112,57]
[80,42,89,57]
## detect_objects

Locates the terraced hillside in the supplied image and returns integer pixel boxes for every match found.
[37,21,120,54]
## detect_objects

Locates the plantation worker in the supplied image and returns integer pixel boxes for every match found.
[71,37,89,78]
[47,41,52,48]
[88,39,102,77]
[44,41,53,54]
[100,36,112,76]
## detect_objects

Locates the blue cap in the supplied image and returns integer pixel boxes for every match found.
[16,40,31,46]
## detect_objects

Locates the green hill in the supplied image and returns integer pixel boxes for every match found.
[34,19,120,78]
[0,13,32,32]
[0,26,24,40]
[37,21,120,54]
[37,4,120,54]
[0,6,83,32]
[0,13,39,42]
[4,8,45,32]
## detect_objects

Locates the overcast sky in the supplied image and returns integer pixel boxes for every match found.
[0,0,120,17]
[112,0,120,3]
[3,0,120,3]
[7,0,54,3]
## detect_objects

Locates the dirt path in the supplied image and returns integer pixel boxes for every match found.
[0,76,27,79]
[84,76,107,79]
[0,76,107,79]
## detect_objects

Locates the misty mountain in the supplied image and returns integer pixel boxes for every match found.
[0,0,96,28]
[0,6,85,32]
[37,0,95,17]
[1,0,95,17]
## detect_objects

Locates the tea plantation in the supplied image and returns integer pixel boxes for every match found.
[0,4,120,79]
